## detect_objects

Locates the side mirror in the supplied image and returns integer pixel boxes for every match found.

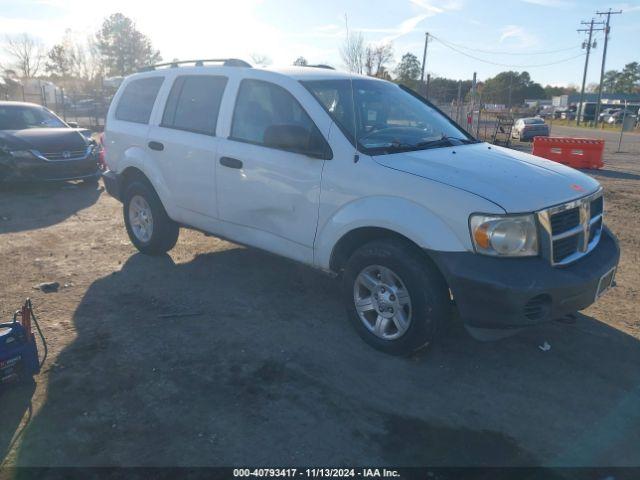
[67,121,79,128]
[263,124,332,160]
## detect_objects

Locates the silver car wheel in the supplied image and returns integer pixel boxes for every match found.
[128,195,154,243]
[353,265,412,340]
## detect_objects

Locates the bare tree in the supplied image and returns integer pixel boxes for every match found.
[364,42,393,77]
[250,53,272,67]
[340,31,365,74]
[4,33,45,78]
[293,56,308,66]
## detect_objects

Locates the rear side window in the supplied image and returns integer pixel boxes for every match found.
[115,77,164,124]
[162,75,228,135]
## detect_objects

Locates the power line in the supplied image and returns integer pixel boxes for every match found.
[431,35,586,68]
[428,37,581,56]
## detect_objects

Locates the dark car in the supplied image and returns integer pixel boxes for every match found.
[0,101,100,183]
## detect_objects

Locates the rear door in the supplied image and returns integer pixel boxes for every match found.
[147,73,228,220]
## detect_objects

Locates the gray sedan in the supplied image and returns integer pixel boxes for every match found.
[512,117,550,141]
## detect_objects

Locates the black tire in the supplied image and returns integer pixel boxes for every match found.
[123,180,179,255]
[343,238,450,356]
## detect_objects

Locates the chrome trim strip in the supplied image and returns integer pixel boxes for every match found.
[552,224,584,241]
[32,146,93,162]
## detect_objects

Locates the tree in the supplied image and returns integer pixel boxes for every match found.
[3,33,44,78]
[615,62,640,93]
[428,77,472,104]
[481,71,545,106]
[46,43,75,78]
[603,70,620,93]
[250,53,272,67]
[95,13,161,76]
[364,43,393,78]
[293,56,308,66]
[341,31,365,74]
[543,84,577,98]
[394,53,421,87]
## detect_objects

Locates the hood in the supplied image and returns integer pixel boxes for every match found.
[0,128,89,153]
[374,142,600,213]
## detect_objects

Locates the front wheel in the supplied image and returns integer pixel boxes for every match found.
[343,238,450,356]
[123,180,179,255]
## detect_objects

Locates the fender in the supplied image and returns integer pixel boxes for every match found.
[314,196,476,270]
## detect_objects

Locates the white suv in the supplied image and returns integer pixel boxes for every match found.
[103,59,619,355]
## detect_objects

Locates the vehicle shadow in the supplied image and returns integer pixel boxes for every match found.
[12,249,640,467]
[0,380,36,465]
[0,181,101,234]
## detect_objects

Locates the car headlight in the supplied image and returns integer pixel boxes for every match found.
[469,214,538,257]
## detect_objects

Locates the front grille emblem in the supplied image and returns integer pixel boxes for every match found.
[62,151,71,159]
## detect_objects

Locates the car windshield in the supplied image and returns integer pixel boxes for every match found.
[302,79,477,155]
[524,118,545,125]
[0,104,67,130]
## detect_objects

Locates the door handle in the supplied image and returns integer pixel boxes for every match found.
[219,156,243,169]
[148,141,164,151]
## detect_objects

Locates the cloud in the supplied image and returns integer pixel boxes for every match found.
[519,0,574,7]
[409,0,463,13]
[499,25,539,47]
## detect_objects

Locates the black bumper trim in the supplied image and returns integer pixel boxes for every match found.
[429,227,620,328]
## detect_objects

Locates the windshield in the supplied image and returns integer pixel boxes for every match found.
[302,78,476,155]
[0,104,67,130]
[524,118,545,125]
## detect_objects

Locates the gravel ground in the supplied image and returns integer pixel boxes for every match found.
[0,130,639,468]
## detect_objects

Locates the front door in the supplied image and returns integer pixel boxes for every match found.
[216,79,328,260]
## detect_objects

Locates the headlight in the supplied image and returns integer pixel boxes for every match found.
[469,214,538,257]
[9,150,39,160]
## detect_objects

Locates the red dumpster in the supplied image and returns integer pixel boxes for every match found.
[532,137,604,169]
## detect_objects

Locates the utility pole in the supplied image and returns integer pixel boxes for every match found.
[577,19,604,125]
[593,8,622,126]
[425,73,431,100]
[420,32,429,96]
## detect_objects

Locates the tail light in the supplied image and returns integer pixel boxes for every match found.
[97,133,106,170]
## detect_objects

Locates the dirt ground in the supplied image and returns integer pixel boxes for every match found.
[1,128,639,468]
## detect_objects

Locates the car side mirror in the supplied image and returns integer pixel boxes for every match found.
[67,121,79,128]
[263,124,332,160]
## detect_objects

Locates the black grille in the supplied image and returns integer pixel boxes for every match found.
[524,294,551,321]
[553,235,579,263]
[590,196,603,219]
[589,217,602,244]
[550,207,580,235]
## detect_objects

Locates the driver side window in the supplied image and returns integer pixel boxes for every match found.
[230,79,330,158]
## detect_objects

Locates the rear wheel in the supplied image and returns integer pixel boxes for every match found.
[123,180,179,255]
[343,238,450,355]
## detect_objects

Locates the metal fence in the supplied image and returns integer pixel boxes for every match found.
[6,86,113,132]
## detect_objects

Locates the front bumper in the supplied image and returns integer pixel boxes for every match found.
[430,227,620,328]
[0,154,100,182]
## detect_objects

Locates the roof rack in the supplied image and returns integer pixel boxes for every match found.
[307,64,335,70]
[139,58,252,72]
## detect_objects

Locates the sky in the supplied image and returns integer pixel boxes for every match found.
[0,0,639,86]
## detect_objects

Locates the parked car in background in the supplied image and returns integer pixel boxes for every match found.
[512,117,550,141]
[605,109,634,124]
[0,101,101,183]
